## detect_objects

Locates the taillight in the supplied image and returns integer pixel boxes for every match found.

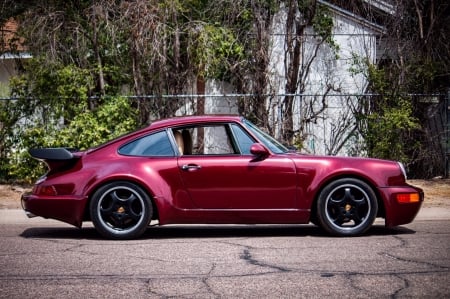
[396,193,420,204]
[34,185,58,196]
[32,183,75,196]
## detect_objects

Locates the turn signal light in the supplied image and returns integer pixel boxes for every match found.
[397,193,420,204]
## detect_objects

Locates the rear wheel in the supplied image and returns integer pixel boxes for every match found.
[316,178,378,236]
[90,181,152,239]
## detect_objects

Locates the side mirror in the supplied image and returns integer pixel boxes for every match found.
[250,143,270,158]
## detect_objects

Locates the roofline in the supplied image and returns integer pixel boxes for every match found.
[318,0,386,34]
[361,0,395,15]
[150,115,242,129]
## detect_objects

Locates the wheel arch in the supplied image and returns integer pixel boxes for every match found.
[309,174,386,224]
[82,177,160,222]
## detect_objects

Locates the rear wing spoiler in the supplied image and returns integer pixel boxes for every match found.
[29,148,81,172]
[29,148,79,161]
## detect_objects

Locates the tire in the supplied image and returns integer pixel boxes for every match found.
[90,181,152,240]
[316,178,378,236]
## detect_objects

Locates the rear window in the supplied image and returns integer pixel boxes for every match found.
[118,131,175,156]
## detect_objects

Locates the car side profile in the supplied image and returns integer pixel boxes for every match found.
[22,115,423,239]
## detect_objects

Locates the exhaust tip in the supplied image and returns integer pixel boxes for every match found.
[24,210,37,218]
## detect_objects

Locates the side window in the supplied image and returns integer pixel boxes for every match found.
[230,124,255,155]
[119,131,175,157]
[174,125,237,155]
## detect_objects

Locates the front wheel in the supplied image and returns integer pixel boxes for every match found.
[316,178,378,236]
[90,181,153,239]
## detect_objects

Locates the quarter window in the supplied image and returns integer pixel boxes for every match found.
[119,131,174,156]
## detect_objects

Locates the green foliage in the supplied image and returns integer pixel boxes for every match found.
[9,60,94,122]
[1,59,136,183]
[312,4,339,54]
[365,100,420,164]
[4,127,47,183]
[0,82,9,98]
[297,1,339,56]
[187,24,244,79]
[352,63,422,165]
[406,59,438,93]
[1,96,137,183]
[292,132,307,152]
[52,96,137,151]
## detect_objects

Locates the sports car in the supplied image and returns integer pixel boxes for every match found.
[22,115,423,239]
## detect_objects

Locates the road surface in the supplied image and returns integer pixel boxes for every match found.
[0,209,449,298]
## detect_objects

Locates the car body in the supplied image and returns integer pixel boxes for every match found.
[22,115,423,239]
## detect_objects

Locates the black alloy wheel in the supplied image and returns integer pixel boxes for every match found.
[316,178,378,236]
[90,181,152,239]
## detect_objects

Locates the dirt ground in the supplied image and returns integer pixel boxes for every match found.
[407,179,450,208]
[0,179,448,209]
[0,185,31,209]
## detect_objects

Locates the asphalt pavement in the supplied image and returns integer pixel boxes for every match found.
[0,207,449,298]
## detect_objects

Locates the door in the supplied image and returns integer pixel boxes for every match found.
[174,124,297,209]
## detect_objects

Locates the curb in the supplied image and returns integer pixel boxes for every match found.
[415,207,450,221]
[1,207,450,225]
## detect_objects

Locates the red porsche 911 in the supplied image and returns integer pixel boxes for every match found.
[22,115,423,239]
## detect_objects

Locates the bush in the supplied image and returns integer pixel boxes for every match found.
[1,96,137,183]
[365,99,420,165]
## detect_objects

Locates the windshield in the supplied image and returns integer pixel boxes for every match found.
[243,119,289,154]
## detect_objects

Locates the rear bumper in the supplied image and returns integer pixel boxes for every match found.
[21,192,88,228]
[377,185,424,227]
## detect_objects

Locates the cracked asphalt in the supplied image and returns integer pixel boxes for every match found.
[0,210,449,298]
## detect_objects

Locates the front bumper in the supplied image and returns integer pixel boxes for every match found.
[378,185,424,227]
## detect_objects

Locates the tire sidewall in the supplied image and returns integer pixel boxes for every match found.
[90,181,152,240]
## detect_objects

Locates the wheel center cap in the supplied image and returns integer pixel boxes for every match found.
[345,204,352,211]
[117,207,125,213]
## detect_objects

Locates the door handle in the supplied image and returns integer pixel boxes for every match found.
[181,164,202,171]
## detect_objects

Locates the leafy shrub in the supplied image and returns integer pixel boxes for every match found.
[2,96,137,183]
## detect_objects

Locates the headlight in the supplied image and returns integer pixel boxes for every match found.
[398,162,407,180]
